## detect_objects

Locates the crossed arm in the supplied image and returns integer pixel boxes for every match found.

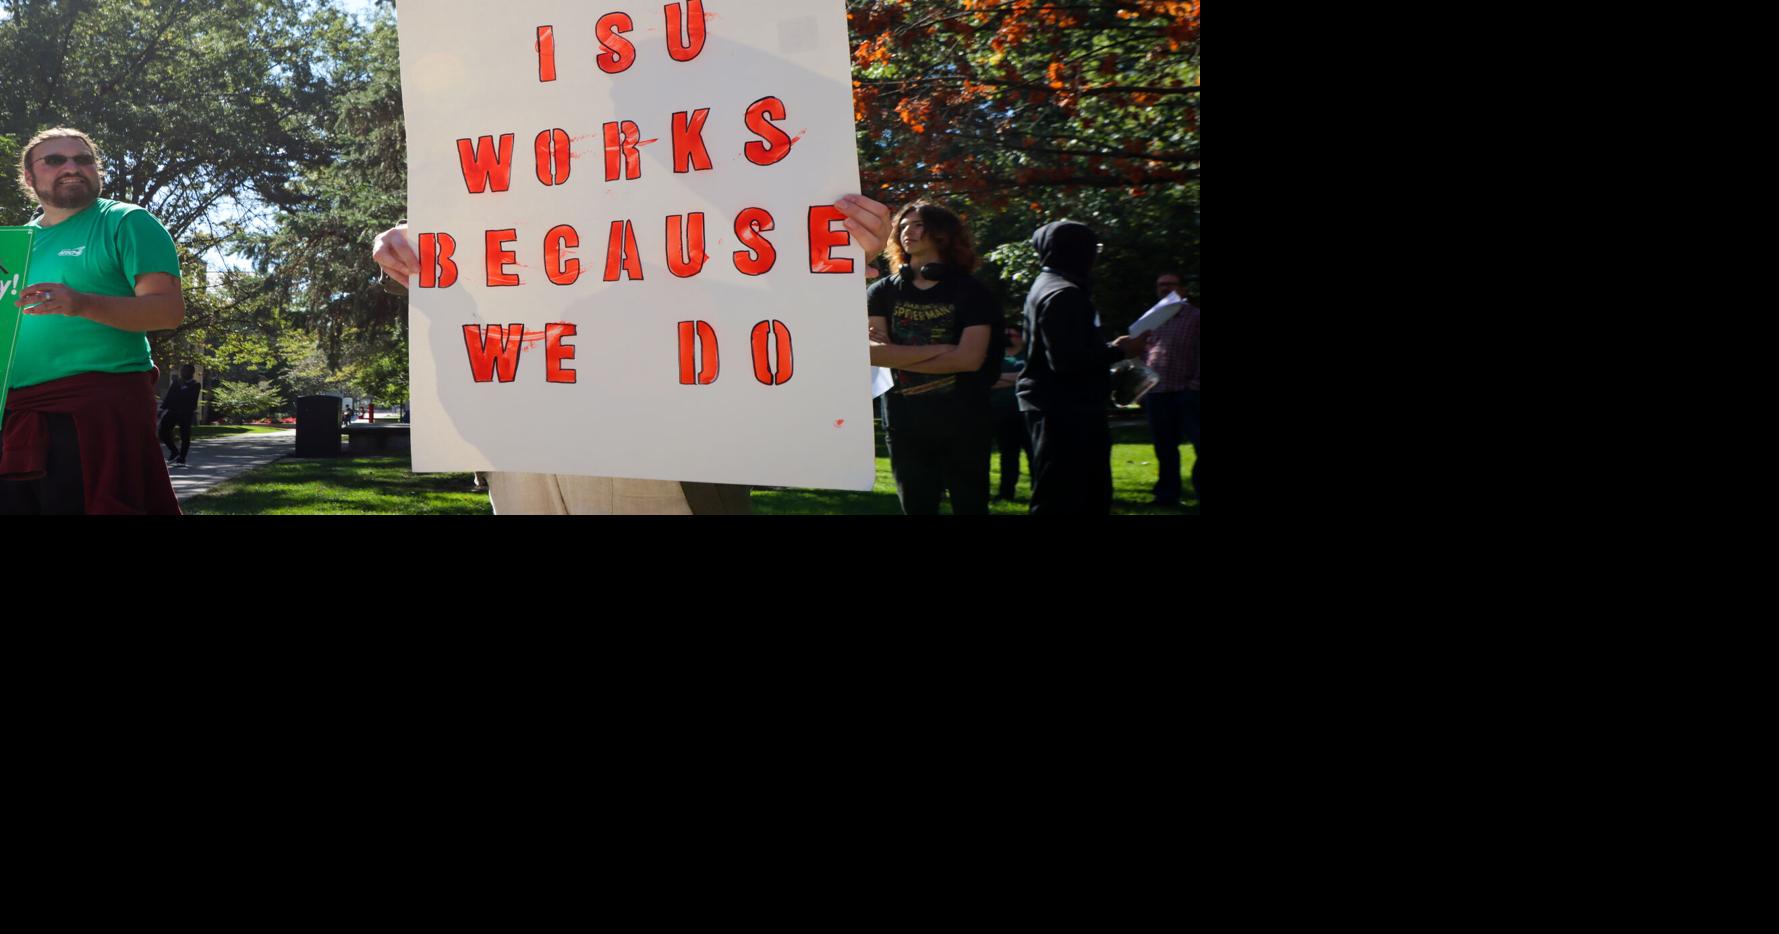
[870,318,991,374]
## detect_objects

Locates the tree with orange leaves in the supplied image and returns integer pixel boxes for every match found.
[848,0,1200,329]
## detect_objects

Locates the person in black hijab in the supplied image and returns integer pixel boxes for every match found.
[1016,220,1142,515]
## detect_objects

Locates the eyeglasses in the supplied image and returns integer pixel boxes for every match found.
[33,153,98,168]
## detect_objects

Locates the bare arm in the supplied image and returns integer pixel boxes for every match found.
[18,272,184,332]
[895,325,992,375]
[869,315,953,368]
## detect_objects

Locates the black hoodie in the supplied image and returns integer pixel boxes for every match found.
[1016,221,1122,413]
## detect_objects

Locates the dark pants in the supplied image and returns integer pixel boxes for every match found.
[0,412,87,514]
[887,424,992,515]
[159,410,193,461]
[1144,390,1200,504]
[993,402,1033,497]
[1025,409,1112,515]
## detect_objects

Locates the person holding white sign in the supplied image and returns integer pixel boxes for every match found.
[372,193,893,515]
[866,201,1002,516]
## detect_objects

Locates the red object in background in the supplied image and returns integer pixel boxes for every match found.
[368,403,375,421]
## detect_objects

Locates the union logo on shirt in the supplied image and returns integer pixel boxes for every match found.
[57,246,86,258]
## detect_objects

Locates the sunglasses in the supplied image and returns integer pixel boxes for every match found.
[34,153,98,168]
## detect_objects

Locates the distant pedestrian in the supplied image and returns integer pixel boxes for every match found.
[1133,273,1200,506]
[159,364,201,466]
[991,325,1032,501]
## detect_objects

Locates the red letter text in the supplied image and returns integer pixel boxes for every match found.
[807,206,854,274]
[605,220,644,281]
[733,209,777,276]
[678,320,719,385]
[596,13,637,73]
[457,135,515,194]
[418,233,459,289]
[665,1,708,62]
[486,229,520,287]
[546,324,578,384]
[752,320,794,386]
[671,109,713,174]
[463,324,526,383]
[604,121,643,182]
[667,213,709,278]
[537,26,556,82]
[535,129,571,186]
[545,225,581,285]
[744,97,793,166]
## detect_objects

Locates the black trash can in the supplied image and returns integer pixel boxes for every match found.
[296,395,344,458]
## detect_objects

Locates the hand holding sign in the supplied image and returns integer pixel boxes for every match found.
[15,282,91,317]
[373,224,419,282]
[835,194,892,280]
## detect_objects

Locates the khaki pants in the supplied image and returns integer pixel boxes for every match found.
[487,473,693,515]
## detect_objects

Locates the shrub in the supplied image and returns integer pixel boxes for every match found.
[208,380,287,423]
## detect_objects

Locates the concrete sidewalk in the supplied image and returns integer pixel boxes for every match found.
[167,430,296,503]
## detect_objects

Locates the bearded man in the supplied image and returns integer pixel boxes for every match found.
[0,128,185,514]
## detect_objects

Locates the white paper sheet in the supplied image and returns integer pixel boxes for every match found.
[1129,292,1185,336]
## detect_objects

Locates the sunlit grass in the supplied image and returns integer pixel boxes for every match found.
[191,425,289,439]
[751,423,1197,515]
[183,455,487,515]
[181,423,1196,515]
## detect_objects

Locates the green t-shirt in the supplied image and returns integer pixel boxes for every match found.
[8,198,182,389]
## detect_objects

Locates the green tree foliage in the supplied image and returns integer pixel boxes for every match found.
[245,4,407,397]
[207,377,284,421]
[0,135,27,221]
[0,0,355,239]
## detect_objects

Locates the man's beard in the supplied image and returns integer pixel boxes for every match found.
[35,174,99,210]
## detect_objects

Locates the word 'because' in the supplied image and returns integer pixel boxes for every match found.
[414,207,855,288]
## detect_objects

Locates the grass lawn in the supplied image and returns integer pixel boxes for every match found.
[180,423,1197,515]
[192,425,291,439]
[182,455,488,515]
[753,422,1197,515]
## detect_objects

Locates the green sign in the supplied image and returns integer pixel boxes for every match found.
[0,227,32,414]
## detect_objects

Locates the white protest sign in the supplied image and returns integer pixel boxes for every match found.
[397,0,875,490]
